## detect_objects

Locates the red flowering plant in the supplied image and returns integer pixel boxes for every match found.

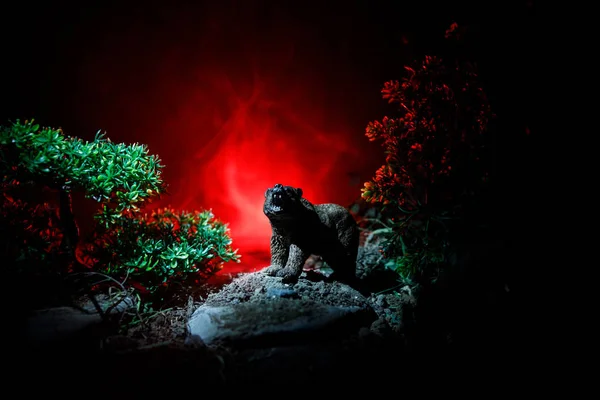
[361,24,493,285]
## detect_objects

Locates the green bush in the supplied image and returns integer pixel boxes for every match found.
[1,119,166,256]
[1,119,239,305]
[83,207,239,302]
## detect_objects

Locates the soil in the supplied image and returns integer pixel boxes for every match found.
[8,248,523,394]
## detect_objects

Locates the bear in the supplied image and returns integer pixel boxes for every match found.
[262,183,359,284]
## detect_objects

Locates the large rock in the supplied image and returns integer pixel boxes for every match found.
[186,272,389,384]
[188,299,374,347]
[188,272,378,346]
[25,306,104,347]
[24,295,136,349]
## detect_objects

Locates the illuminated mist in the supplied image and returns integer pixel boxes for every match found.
[2,1,535,275]
[27,2,399,272]
[160,65,368,272]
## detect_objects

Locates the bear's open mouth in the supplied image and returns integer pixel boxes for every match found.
[272,192,285,211]
[270,204,283,213]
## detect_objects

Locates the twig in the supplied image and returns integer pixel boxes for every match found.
[137,341,174,351]
[69,271,142,323]
[374,283,405,296]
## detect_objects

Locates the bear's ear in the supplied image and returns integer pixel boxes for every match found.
[264,188,270,198]
[295,187,303,198]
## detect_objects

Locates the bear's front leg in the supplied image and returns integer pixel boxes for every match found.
[276,244,309,283]
[264,234,289,276]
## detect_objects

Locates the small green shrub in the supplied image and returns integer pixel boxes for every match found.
[83,207,240,303]
[1,119,166,258]
[1,119,240,307]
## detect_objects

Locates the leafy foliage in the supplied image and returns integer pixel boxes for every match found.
[361,24,493,284]
[1,119,240,306]
[82,207,239,303]
[0,194,63,271]
[1,119,166,215]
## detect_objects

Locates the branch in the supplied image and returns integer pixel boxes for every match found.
[68,271,140,323]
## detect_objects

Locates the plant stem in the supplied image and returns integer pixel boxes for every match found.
[58,187,79,258]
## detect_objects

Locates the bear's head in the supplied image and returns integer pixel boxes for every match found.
[263,183,304,221]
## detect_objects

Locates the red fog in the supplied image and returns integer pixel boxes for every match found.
[56,3,388,273]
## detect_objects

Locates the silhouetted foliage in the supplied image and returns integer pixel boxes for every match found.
[362,23,494,285]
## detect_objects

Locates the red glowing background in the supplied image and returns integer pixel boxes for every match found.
[52,3,391,273]
[2,1,534,274]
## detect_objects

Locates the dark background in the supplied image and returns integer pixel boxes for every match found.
[0,0,536,274]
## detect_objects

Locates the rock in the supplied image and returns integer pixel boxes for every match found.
[25,306,103,347]
[24,294,137,349]
[188,298,375,346]
[201,271,369,308]
[265,287,299,298]
[185,271,389,384]
[188,272,378,347]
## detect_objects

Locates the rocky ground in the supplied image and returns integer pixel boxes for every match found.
[8,247,523,395]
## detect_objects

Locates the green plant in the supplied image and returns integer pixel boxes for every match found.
[1,119,239,307]
[84,207,240,304]
[1,119,166,259]
[361,23,493,285]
